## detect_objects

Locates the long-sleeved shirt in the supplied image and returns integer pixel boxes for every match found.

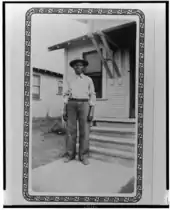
[63,73,96,106]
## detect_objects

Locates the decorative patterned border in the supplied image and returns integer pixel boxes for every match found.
[23,8,145,203]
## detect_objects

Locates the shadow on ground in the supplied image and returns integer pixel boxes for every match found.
[118,177,135,193]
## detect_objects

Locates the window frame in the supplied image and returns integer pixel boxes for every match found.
[57,80,63,95]
[32,74,41,100]
[83,49,103,99]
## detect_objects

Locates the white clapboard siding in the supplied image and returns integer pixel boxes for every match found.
[95,49,130,118]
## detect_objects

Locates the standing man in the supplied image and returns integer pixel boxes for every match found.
[63,58,96,165]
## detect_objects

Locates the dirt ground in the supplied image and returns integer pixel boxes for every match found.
[32,118,66,169]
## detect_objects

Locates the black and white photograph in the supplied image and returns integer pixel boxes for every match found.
[4,2,167,206]
[30,13,139,197]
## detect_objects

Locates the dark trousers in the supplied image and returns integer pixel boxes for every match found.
[65,101,90,160]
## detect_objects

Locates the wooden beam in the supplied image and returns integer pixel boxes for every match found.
[98,31,122,78]
[106,52,116,79]
[88,33,113,78]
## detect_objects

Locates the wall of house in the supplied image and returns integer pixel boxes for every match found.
[88,19,132,118]
[32,73,63,118]
[97,49,130,118]
[65,42,130,118]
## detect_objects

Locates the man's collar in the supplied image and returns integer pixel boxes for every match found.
[76,73,84,79]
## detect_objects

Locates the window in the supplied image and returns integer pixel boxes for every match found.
[57,80,63,95]
[32,74,40,99]
[83,50,102,98]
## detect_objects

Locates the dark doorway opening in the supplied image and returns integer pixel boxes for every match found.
[129,37,136,118]
[83,50,103,99]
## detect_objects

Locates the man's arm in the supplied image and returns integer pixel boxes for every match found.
[87,78,96,122]
[62,81,71,121]
[63,82,70,104]
[88,78,96,106]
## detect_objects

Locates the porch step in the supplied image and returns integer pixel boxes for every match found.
[94,118,136,123]
[90,126,135,138]
[93,118,136,129]
[90,146,135,160]
[90,134,134,144]
[89,134,135,152]
[89,152,135,167]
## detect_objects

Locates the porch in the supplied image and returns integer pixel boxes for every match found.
[48,21,137,119]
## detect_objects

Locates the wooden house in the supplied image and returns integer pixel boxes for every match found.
[48,20,137,120]
[48,19,137,163]
[32,67,63,118]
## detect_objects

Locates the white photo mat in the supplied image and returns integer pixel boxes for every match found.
[5,3,167,205]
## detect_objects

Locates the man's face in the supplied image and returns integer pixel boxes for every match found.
[73,62,85,75]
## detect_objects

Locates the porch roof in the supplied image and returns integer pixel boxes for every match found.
[48,35,91,51]
[48,21,136,52]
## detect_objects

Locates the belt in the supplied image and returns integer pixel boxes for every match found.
[69,98,89,102]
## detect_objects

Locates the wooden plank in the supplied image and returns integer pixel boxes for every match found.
[99,32,122,78]
[88,33,113,78]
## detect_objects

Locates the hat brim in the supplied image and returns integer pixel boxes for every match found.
[69,59,88,67]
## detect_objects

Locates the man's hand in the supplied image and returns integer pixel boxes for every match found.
[63,104,68,121]
[87,115,93,122]
[87,106,94,122]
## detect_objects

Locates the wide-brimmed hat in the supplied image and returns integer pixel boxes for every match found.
[69,58,88,68]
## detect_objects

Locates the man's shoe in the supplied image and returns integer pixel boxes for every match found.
[63,156,75,163]
[81,158,90,165]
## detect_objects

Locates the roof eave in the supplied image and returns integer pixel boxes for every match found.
[33,67,63,78]
[48,35,90,51]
